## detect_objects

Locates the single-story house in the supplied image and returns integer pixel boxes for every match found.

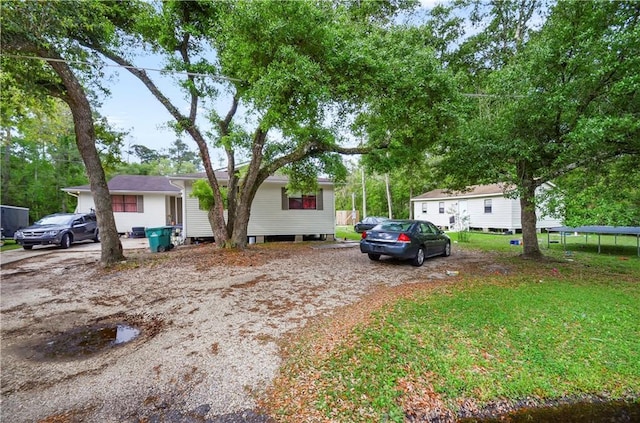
[168,172,335,243]
[411,182,563,233]
[63,175,182,235]
[64,173,336,243]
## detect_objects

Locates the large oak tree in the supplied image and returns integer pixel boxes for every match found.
[437,0,639,258]
[2,1,125,265]
[79,0,454,248]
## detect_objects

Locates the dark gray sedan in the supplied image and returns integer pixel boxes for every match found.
[14,212,99,250]
[354,216,388,233]
[360,219,450,266]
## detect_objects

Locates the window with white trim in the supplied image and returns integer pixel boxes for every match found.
[112,195,144,213]
[281,188,324,210]
[484,199,492,214]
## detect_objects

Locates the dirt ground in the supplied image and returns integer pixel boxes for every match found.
[0,240,498,423]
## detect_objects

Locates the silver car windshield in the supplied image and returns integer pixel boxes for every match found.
[35,215,74,226]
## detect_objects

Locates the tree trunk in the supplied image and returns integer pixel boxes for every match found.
[185,127,229,248]
[520,175,543,259]
[47,58,125,266]
[231,202,251,248]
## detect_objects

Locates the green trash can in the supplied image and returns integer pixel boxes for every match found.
[145,226,174,252]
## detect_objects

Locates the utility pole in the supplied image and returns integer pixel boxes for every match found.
[351,192,356,225]
[361,167,367,218]
[385,173,392,218]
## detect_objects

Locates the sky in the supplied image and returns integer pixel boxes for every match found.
[98,61,195,158]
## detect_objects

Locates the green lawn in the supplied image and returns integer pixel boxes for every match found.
[459,230,639,256]
[0,239,21,252]
[269,230,640,421]
[335,225,362,241]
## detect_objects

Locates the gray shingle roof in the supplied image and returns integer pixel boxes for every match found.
[170,172,332,184]
[63,175,180,193]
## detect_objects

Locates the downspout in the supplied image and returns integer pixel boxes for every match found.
[63,191,79,213]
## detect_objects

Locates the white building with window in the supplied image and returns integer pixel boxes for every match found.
[63,175,182,234]
[65,173,336,243]
[169,172,335,242]
[411,183,562,233]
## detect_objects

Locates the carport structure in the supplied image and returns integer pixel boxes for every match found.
[547,226,640,257]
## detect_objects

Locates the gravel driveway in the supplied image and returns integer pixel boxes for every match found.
[0,240,483,422]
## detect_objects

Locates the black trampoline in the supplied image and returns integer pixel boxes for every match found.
[547,226,640,256]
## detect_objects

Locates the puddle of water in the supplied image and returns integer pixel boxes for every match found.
[460,400,640,423]
[39,323,140,359]
[114,324,140,344]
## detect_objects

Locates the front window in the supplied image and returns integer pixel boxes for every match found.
[484,199,492,214]
[112,195,143,213]
[289,193,316,210]
[439,202,445,214]
[282,188,323,210]
[421,203,428,213]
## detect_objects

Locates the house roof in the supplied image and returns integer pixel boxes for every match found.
[63,172,334,194]
[63,175,181,194]
[412,183,514,201]
[169,172,333,185]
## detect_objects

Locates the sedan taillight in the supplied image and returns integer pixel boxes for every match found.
[361,231,367,239]
[397,233,411,243]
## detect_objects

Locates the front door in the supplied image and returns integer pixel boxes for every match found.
[167,196,183,226]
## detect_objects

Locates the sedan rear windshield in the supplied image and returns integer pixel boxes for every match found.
[378,221,413,232]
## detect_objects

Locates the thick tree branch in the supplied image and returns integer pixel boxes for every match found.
[90,47,223,187]
[257,138,390,185]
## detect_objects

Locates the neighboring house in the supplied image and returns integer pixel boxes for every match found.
[168,172,336,243]
[63,175,182,234]
[411,182,562,233]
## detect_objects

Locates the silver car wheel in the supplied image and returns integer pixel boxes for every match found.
[60,233,71,249]
[412,247,425,267]
[443,241,451,257]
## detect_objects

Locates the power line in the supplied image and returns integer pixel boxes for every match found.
[462,93,526,98]
[1,54,243,82]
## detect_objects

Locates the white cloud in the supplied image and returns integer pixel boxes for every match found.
[419,0,445,9]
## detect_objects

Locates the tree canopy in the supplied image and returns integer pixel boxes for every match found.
[1,0,126,264]
[434,0,640,257]
[72,0,455,248]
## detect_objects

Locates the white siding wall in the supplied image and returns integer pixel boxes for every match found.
[534,185,563,228]
[415,196,517,230]
[75,193,93,215]
[184,180,214,237]
[183,181,335,238]
[413,187,563,232]
[511,198,522,227]
[467,196,516,230]
[76,193,170,233]
[413,200,457,228]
